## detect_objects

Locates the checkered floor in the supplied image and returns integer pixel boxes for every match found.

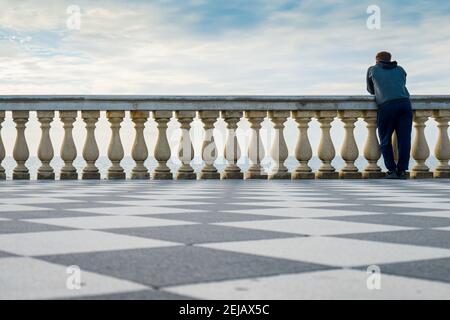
[1,179,450,300]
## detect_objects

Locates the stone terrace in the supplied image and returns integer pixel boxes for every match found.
[1,179,450,299]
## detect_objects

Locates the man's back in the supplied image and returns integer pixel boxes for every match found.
[367,51,413,179]
[367,60,410,106]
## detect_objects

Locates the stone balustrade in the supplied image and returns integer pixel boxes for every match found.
[0,95,449,180]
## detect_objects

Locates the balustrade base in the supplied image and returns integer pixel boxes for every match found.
[362,171,386,179]
[13,173,30,180]
[108,172,126,180]
[269,172,291,180]
[199,172,220,179]
[316,171,339,179]
[131,172,150,180]
[411,171,434,179]
[176,172,197,180]
[60,172,78,180]
[434,171,450,179]
[339,171,362,179]
[221,171,243,179]
[244,172,268,179]
[291,171,315,179]
[152,172,173,180]
[82,172,101,180]
[37,172,55,180]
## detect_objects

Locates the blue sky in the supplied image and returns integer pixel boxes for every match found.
[0,0,449,94]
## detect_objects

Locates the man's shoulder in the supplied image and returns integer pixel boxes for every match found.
[397,65,407,74]
[367,65,376,75]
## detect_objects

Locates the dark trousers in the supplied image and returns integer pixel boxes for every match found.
[377,99,413,171]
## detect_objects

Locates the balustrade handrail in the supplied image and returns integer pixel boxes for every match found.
[0,95,449,111]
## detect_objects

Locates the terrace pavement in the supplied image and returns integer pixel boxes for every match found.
[1,179,450,299]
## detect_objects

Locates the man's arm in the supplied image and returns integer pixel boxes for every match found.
[366,67,375,95]
[399,66,408,79]
[399,66,407,76]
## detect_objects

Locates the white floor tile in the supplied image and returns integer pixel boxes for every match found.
[376,203,450,210]
[24,216,196,230]
[166,269,450,300]
[238,194,330,200]
[360,196,450,203]
[0,204,48,212]
[0,257,148,300]
[358,192,437,198]
[68,206,201,215]
[200,236,450,267]
[31,193,100,198]
[234,201,350,208]
[221,207,375,218]
[125,195,208,201]
[97,200,209,206]
[0,197,82,205]
[434,227,450,231]
[215,218,413,236]
[0,230,179,256]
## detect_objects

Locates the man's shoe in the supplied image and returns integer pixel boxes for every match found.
[385,170,399,179]
[397,170,407,180]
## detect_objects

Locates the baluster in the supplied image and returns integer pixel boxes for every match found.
[316,111,338,179]
[268,110,290,179]
[244,110,267,179]
[433,110,450,178]
[175,111,196,180]
[60,111,78,179]
[291,110,315,179]
[221,110,243,179]
[107,111,125,179]
[131,111,149,179]
[37,111,55,179]
[411,110,432,179]
[362,110,384,178]
[199,110,220,179]
[12,110,30,180]
[338,110,362,179]
[82,111,100,179]
[0,111,5,180]
[152,111,173,179]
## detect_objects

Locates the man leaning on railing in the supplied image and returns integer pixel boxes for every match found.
[367,51,413,180]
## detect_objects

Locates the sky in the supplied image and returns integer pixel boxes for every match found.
[1,0,450,95]
[0,0,449,159]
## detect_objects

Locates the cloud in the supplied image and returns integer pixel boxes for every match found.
[0,0,448,95]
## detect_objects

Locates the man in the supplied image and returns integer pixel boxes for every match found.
[367,51,412,179]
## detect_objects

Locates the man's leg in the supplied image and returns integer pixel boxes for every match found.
[377,106,397,171]
[395,102,413,172]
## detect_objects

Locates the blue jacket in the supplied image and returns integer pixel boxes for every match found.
[366,61,410,106]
